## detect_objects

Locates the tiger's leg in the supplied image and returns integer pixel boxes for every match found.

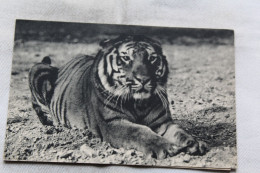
[102,119,183,159]
[155,122,208,155]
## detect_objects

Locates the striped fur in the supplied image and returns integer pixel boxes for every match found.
[29,35,208,159]
[29,56,58,125]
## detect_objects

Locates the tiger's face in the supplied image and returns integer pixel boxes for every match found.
[98,36,168,101]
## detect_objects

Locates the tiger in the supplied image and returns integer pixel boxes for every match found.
[29,35,208,159]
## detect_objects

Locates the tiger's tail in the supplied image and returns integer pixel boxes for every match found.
[29,56,58,125]
[41,56,52,64]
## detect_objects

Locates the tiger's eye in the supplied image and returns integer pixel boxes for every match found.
[150,56,157,62]
[122,56,130,61]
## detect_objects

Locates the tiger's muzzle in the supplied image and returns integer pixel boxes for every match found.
[127,74,154,99]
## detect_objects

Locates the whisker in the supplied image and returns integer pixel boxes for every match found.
[155,89,162,105]
[114,94,121,108]
[156,89,165,108]
[156,88,168,109]
[104,86,123,107]
[104,93,116,107]
[113,86,127,109]
[158,88,168,105]
[157,85,167,93]
[120,92,126,112]
[160,90,169,108]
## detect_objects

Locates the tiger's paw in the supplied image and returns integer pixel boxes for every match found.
[144,138,181,160]
[186,140,209,155]
[162,124,209,156]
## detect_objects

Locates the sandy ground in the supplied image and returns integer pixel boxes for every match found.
[4,39,237,170]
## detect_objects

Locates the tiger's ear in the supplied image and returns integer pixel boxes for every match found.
[99,39,111,48]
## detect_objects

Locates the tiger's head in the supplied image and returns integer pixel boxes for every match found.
[97,35,169,101]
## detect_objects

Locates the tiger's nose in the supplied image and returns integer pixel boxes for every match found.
[134,75,151,85]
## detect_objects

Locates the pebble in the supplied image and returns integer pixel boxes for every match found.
[225,114,230,118]
[183,154,191,163]
[125,150,135,156]
[59,150,74,159]
[80,144,96,157]
[7,117,24,124]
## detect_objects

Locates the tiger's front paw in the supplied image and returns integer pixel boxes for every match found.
[186,140,208,155]
[144,137,181,160]
[162,124,209,155]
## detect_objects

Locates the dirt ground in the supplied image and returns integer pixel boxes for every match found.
[4,38,237,169]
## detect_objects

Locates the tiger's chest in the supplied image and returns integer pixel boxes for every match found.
[95,95,168,126]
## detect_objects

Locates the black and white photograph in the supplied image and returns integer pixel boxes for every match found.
[4,20,236,170]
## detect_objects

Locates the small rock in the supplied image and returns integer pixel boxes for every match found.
[80,144,96,157]
[216,77,223,82]
[59,150,74,159]
[225,114,230,118]
[183,154,191,163]
[207,99,212,103]
[11,71,19,75]
[19,109,27,112]
[7,116,24,124]
[111,150,117,155]
[125,150,136,156]
[44,143,54,150]
[112,148,123,155]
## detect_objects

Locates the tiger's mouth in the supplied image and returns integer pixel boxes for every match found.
[132,92,151,100]
[126,79,154,99]
[135,87,149,93]
[132,87,150,99]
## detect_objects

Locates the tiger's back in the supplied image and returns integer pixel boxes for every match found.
[49,55,96,129]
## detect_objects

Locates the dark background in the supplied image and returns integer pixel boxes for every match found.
[15,19,234,45]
